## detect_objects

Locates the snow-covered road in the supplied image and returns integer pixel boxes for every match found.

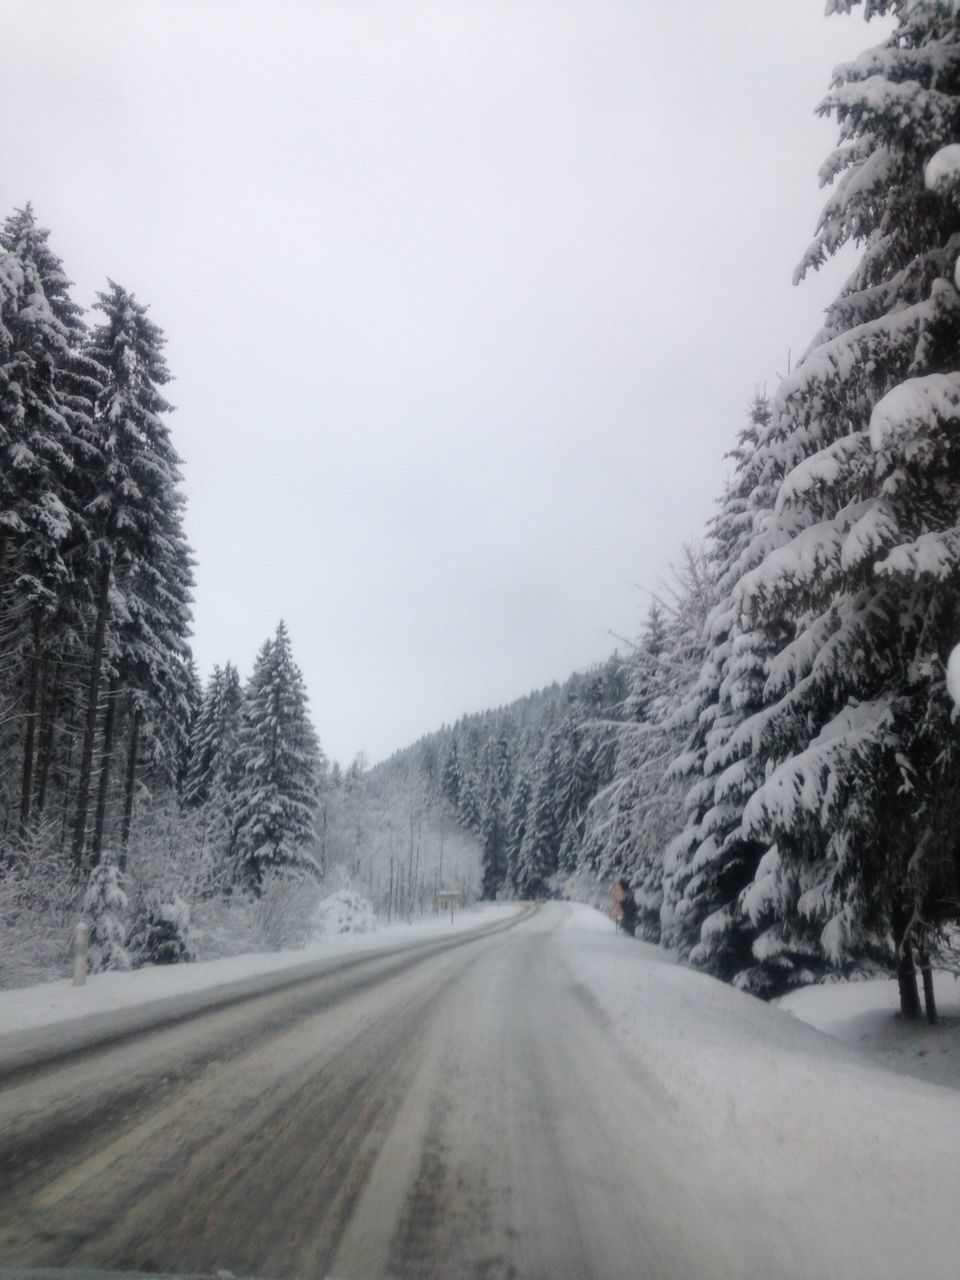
[1,903,958,1279]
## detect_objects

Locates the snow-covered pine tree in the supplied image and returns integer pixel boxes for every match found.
[478,734,509,897]
[72,281,193,868]
[550,715,581,872]
[579,551,711,942]
[0,206,103,843]
[182,663,244,889]
[440,738,463,809]
[230,622,323,893]
[183,664,243,808]
[732,2,960,1010]
[479,788,506,898]
[515,729,562,898]
[457,766,482,834]
[83,861,131,972]
[504,768,532,895]
[579,608,674,939]
[129,892,192,966]
[490,729,512,803]
[660,394,797,988]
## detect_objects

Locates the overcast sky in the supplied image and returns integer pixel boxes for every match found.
[3,1,887,765]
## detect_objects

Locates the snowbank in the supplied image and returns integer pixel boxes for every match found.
[560,904,960,1280]
[779,972,960,1091]
[0,903,517,1039]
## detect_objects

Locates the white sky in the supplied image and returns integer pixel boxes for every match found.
[2,1,888,765]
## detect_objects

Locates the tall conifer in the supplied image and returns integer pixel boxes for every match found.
[231,622,323,891]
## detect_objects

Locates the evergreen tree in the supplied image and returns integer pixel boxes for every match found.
[183,664,243,808]
[579,556,711,944]
[0,206,103,842]
[479,789,506,898]
[440,738,462,808]
[515,731,562,897]
[490,729,512,802]
[505,769,532,894]
[457,766,482,833]
[732,3,960,1008]
[183,663,244,889]
[477,735,511,897]
[72,281,193,868]
[83,862,131,972]
[579,615,669,937]
[661,395,790,988]
[231,622,323,892]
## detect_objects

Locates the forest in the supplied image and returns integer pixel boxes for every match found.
[3,0,960,1026]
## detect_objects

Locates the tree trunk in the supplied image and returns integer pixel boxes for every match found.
[119,705,141,868]
[438,816,445,895]
[319,801,327,878]
[35,650,62,816]
[891,899,921,1020]
[91,675,120,866]
[58,697,78,855]
[72,558,112,872]
[18,610,43,841]
[919,936,938,1026]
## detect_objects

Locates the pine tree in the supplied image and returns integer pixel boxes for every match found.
[183,664,243,808]
[457,767,482,833]
[440,738,463,809]
[578,558,711,944]
[477,733,509,899]
[579,616,668,937]
[490,729,512,803]
[0,206,103,843]
[732,3,960,1008]
[505,769,532,895]
[231,622,323,892]
[183,663,243,890]
[71,281,193,868]
[83,862,131,972]
[479,789,506,898]
[661,395,790,987]
[515,731,562,898]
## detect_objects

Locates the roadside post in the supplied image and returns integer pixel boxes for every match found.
[73,920,89,987]
[437,889,461,924]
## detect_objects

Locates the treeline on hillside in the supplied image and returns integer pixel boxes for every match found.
[398,5,960,1019]
[381,556,711,922]
[384,655,630,901]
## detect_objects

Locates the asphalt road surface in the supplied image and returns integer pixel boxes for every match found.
[0,905,682,1280]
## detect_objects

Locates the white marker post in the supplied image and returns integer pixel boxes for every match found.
[73,921,89,987]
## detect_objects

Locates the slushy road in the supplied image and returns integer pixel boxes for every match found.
[0,905,680,1279]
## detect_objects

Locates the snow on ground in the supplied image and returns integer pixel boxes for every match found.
[0,903,517,1039]
[778,970,960,1091]
[560,903,960,1280]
